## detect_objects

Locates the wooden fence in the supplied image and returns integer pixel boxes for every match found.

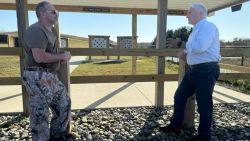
[1,47,250,129]
[1,47,250,85]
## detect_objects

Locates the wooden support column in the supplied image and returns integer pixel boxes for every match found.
[107,39,110,60]
[55,19,71,133]
[8,35,11,47]
[16,0,29,115]
[132,13,137,74]
[155,0,167,106]
[178,60,195,128]
[54,19,61,48]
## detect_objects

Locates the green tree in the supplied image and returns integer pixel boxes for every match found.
[151,26,192,48]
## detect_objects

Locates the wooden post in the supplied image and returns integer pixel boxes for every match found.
[117,37,120,60]
[155,0,167,106]
[88,36,92,60]
[107,38,110,60]
[178,60,195,128]
[16,0,29,115]
[241,55,244,66]
[55,19,71,133]
[66,38,69,48]
[58,62,71,132]
[54,19,61,48]
[8,35,11,47]
[132,13,137,74]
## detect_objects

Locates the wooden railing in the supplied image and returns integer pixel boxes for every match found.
[1,47,250,128]
[1,47,250,85]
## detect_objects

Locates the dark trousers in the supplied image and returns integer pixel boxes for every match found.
[170,63,220,138]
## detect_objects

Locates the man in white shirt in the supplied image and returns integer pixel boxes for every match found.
[160,3,221,141]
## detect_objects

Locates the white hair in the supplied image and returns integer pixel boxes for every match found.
[190,3,207,18]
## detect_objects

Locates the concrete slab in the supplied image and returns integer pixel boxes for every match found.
[0,85,23,113]
[1,82,250,113]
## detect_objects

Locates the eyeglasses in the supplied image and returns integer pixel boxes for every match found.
[47,10,59,15]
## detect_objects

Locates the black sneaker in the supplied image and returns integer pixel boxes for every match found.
[49,135,63,141]
[187,135,211,141]
[62,133,76,141]
[49,133,76,141]
[159,125,181,135]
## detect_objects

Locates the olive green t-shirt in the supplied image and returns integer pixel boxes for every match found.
[24,22,60,71]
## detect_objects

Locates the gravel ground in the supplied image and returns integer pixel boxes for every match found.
[0,103,249,141]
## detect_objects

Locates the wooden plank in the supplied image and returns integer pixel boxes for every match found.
[178,60,195,128]
[221,48,250,57]
[1,73,250,85]
[65,48,180,56]
[55,19,71,133]
[0,48,22,56]
[220,63,250,72]
[132,13,137,74]
[16,0,29,115]
[208,0,249,14]
[58,62,71,133]
[219,73,250,80]
[70,74,178,84]
[0,77,21,85]
[8,47,239,57]
[107,37,110,60]
[0,3,187,15]
[155,0,167,106]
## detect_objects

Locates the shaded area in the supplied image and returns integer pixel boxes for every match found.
[93,59,127,64]
[85,82,134,109]
[214,90,246,103]
[0,93,22,102]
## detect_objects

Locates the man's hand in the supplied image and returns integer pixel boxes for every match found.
[177,50,187,62]
[166,38,181,48]
[166,38,185,48]
[61,51,71,61]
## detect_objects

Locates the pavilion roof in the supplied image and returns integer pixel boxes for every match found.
[0,0,248,15]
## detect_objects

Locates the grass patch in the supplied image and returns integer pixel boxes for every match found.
[71,56,178,76]
[0,56,20,77]
[219,79,250,92]
[0,56,179,77]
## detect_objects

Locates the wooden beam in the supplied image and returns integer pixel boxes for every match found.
[70,74,179,84]
[0,47,250,57]
[54,13,71,133]
[0,3,16,10]
[0,77,21,85]
[208,0,249,14]
[178,60,195,128]
[221,47,250,57]
[219,73,250,80]
[0,3,187,15]
[0,47,22,55]
[2,73,250,85]
[220,63,250,72]
[132,13,137,74]
[16,0,29,115]
[155,0,167,106]
[65,48,180,56]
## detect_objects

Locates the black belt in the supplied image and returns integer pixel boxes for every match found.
[25,67,55,73]
[189,62,218,69]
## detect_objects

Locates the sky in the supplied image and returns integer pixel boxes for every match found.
[0,1,249,43]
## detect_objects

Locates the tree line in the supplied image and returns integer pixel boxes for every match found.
[150,26,250,48]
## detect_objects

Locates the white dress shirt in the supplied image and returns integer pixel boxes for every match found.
[185,19,221,65]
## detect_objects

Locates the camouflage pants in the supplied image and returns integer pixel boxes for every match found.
[22,70,71,141]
